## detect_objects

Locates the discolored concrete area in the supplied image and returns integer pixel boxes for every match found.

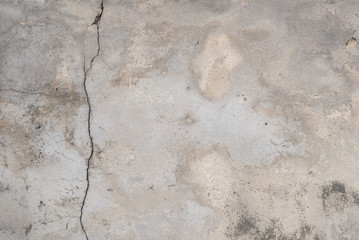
[1,0,359,239]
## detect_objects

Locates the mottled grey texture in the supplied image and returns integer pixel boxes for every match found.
[1,0,359,239]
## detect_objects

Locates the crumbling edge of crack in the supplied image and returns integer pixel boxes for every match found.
[79,1,104,240]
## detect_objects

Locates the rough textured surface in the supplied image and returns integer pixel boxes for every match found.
[1,0,359,239]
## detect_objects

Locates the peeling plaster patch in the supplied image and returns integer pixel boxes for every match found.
[192,34,242,100]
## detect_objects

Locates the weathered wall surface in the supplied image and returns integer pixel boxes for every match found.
[1,0,359,239]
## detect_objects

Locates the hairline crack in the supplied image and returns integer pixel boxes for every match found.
[79,1,104,239]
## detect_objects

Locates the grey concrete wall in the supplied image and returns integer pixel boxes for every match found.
[1,0,359,239]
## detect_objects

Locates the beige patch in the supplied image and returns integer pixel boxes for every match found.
[0,119,6,128]
[177,147,238,209]
[192,34,242,100]
[48,63,75,95]
[327,104,351,120]
[205,58,231,99]
[252,101,276,118]
[111,69,146,86]
[346,37,357,48]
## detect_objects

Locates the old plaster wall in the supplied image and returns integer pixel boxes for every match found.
[1,0,359,239]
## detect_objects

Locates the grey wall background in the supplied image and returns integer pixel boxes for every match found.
[1,0,359,239]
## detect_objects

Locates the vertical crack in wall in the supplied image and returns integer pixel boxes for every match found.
[80,1,104,239]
